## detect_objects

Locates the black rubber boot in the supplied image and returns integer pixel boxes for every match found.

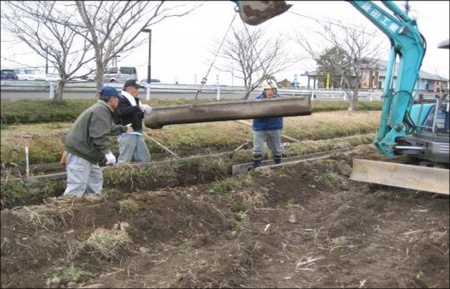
[253,159,262,168]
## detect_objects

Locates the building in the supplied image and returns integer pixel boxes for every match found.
[301,59,449,93]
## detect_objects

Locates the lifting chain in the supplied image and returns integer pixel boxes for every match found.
[241,17,271,88]
[192,10,239,106]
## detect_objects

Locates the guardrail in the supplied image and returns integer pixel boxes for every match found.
[1,80,386,101]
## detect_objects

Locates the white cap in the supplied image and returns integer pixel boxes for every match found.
[261,79,278,90]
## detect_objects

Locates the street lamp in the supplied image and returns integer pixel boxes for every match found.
[141,28,152,84]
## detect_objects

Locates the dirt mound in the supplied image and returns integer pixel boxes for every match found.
[1,149,448,288]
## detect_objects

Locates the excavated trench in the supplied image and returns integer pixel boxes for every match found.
[0,142,361,210]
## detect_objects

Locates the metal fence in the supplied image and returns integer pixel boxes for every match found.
[0,80,385,101]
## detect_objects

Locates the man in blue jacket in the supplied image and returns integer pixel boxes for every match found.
[252,79,283,168]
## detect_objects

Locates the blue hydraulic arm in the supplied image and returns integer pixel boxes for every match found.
[347,1,426,157]
[233,0,426,158]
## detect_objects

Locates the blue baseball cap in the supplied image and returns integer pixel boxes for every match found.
[99,86,120,98]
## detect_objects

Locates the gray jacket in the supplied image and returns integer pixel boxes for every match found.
[65,100,127,164]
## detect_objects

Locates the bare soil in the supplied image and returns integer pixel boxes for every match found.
[1,147,449,288]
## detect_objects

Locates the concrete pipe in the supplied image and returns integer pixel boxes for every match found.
[144,97,311,129]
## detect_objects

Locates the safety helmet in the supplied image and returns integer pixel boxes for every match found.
[261,79,278,90]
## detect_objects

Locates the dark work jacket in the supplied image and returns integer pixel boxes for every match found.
[65,100,126,164]
[252,92,283,131]
[115,93,144,132]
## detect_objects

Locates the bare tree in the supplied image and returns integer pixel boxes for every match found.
[1,1,201,101]
[217,27,294,99]
[295,19,386,110]
[1,1,95,102]
[73,1,201,94]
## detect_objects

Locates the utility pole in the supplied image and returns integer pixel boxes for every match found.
[141,28,152,100]
[405,0,410,15]
[141,28,152,84]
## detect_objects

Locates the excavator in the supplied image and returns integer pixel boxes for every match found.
[145,1,449,195]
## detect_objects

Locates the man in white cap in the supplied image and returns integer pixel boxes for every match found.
[115,79,152,164]
[252,79,284,168]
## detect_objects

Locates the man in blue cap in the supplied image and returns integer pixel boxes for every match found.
[63,86,133,197]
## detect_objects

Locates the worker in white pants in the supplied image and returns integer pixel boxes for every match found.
[63,86,132,197]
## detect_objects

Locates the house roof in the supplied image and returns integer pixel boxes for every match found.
[303,58,448,82]
[371,59,448,81]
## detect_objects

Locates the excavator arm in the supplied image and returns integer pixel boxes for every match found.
[143,1,447,194]
[234,0,426,158]
[233,1,448,194]
[347,1,426,157]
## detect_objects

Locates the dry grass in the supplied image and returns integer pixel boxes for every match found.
[1,111,380,166]
[12,203,73,231]
[0,122,71,147]
[118,199,140,215]
[283,110,380,140]
[1,122,71,165]
[208,174,267,213]
[81,227,133,260]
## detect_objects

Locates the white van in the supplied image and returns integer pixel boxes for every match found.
[103,66,138,83]
[14,68,46,81]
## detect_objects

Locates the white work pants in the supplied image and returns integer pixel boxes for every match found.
[63,153,103,197]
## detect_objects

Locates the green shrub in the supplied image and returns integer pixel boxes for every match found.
[1,99,381,125]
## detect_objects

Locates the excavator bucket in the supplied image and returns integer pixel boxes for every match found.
[350,159,449,195]
[144,97,311,129]
[234,1,292,25]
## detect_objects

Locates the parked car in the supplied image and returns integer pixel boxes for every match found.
[87,73,96,81]
[0,69,19,80]
[14,68,46,81]
[68,76,89,83]
[140,78,161,84]
[45,74,60,82]
[103,66,138,83]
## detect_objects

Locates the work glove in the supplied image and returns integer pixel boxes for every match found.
[125,124,134,134]
[126,126,134,134]
[105,152,116,166]
[140,104,153,115]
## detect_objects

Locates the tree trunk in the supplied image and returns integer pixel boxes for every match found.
[95,61,105,97]
[52,81,65,102]
[349,88,358,111]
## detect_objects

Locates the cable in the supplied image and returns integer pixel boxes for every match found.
[193,11,238,102]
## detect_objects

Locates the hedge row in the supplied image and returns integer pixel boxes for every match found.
[1,98,382,125]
